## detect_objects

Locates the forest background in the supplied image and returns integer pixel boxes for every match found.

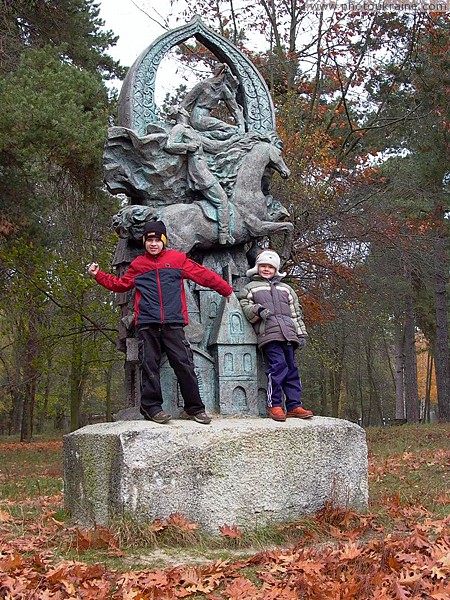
[0,0,449,441]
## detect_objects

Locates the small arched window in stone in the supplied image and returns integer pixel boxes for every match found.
[232,386,249,413]
[209,301,218,318]
[230,313,243,335]
[224,352,234,373]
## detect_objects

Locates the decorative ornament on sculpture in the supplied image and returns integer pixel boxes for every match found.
[104,15,293,259]
[103,16,293,415]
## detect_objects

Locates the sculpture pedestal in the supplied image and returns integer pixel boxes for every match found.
[64,417,368,534]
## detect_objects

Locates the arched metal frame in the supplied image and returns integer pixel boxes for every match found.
[118,15,276,137]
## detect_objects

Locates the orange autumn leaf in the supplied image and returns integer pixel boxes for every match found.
[0,509,12,522]
[75,525,118,550]
[397,570,422,586]
[409,528,432,550]
[164,512,198,531]
[222,576,259,599]
[0,552,25,572]
[219,523,243,539]
[148,518,165,532]
[339,542,363,561]
[392,580,411,600]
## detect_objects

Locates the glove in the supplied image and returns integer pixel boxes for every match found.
[297,335,308,349]
[257,307,271,320]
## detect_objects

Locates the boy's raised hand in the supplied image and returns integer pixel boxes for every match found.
[88,263,99,277]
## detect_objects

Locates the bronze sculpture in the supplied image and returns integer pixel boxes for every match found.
[103,17,293,415]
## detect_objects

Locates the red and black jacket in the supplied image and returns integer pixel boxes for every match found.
[95,248,232,326]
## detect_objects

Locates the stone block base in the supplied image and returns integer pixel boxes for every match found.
[63,417,368,534]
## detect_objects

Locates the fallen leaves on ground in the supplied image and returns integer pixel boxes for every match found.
[0,441,63,453]
[1,433,449,598]
[1,518,449,598]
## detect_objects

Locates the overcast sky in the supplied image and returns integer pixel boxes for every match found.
[99,1,170,66]
[97,0,270,104]
[99,0,202,100]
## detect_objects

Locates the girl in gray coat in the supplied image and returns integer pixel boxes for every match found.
[238,250,313,422]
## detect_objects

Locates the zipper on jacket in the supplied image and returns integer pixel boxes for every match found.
[154,256,165,323]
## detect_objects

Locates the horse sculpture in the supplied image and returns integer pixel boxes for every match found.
[113,140,293,258]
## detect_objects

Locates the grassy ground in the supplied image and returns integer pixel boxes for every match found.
[0,423,449,598]
[367,423,449,517]
[0,440,62,504]
[1,423,448,560]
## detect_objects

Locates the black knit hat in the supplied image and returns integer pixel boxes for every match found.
[143,221,167,246]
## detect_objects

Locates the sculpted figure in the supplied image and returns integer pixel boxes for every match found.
[112,139,293,259]
[165,106,234,245]
[100,21,295,415]
[181,64,245,139]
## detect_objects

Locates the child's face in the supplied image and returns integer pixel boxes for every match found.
[258,263,276,279]
[144,236,164,256]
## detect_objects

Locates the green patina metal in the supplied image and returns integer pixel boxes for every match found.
[102,17,293,415]
[118,15,276,136]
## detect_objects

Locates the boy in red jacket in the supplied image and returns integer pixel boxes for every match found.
[88,221,233,424]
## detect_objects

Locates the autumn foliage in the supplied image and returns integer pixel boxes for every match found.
[1,507,449,598]
[1,428,449,599]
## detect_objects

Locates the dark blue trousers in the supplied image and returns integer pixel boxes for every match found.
[262,341,303,411]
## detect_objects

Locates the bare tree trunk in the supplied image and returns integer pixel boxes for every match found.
[394,318,406,422]
[319,361,328,416]
[433,206,450,422]
[329,328,345,418]
[404,293,420,423]
[0,352,22,435]
[7,386,22,435]
[330,371,338,417]
[424,349,433,423]
[105,364,113,422]
[366,340,383,425]
[20,311,39,442]
[21,375,36,442]
[330,363,343,418]
[8,329,25,434]
[357,355,365,426]
[37,351,53,433]
[69,329,86,432]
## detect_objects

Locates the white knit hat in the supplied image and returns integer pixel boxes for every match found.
[246,250,286,278]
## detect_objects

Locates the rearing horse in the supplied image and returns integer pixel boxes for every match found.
[113,140,293,257]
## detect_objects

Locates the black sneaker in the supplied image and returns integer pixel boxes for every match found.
[193,412,212,424]
[140,407,172,424]
[181,411,212,424]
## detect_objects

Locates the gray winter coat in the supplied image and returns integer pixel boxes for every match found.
[238,275,308,348]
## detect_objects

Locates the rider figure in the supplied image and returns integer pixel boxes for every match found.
[165,106,234,245]
[181,64,245,140]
